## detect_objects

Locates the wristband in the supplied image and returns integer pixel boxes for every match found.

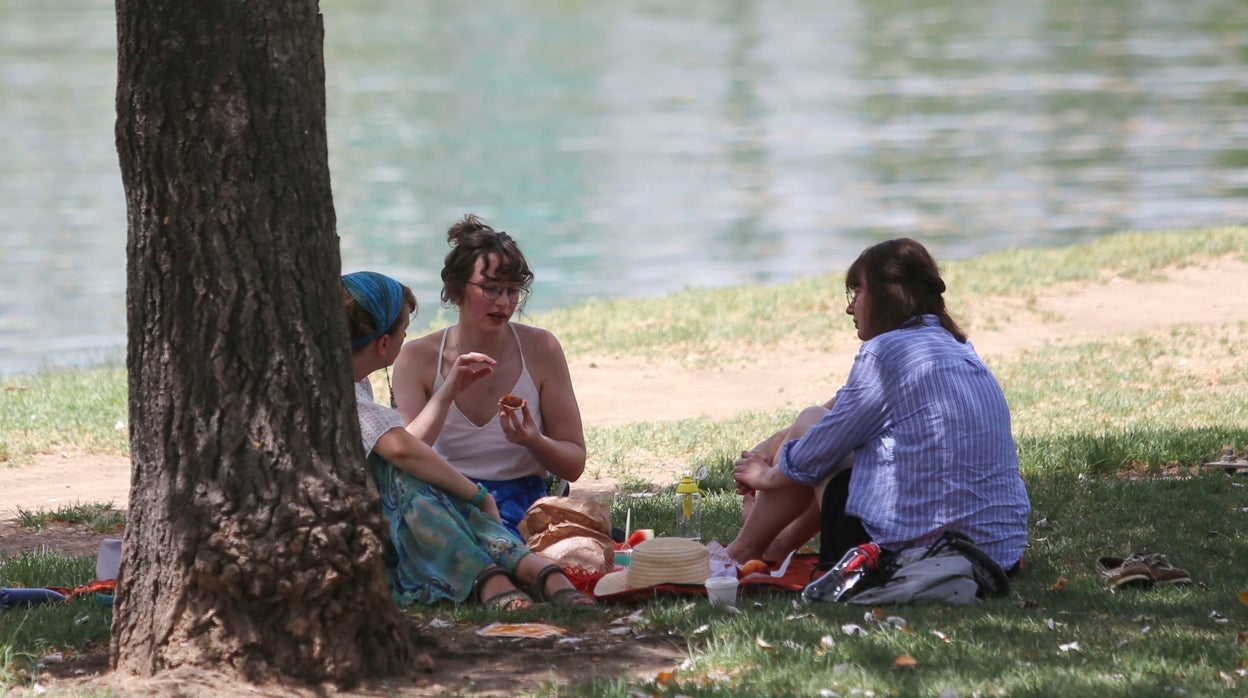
[469,483,490,507]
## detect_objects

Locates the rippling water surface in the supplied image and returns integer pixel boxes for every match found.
[2,0,1246,375]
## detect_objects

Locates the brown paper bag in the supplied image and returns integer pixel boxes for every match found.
[519,497,614,573]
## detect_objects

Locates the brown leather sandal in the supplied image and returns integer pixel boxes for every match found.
[474,566,533,611]
[530,564,597,609]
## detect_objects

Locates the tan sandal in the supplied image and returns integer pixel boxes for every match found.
[474,566,533,611]
[530,564,597,609]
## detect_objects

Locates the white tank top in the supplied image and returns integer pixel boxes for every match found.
[431,324,545,481]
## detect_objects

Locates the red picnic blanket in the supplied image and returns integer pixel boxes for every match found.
[566,554,821,604]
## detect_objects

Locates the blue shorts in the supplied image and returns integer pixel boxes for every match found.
[472,475,550,538]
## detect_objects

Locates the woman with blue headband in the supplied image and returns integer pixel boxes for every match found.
[343,271,596,610]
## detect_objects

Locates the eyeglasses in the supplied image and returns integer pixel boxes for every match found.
[467,280,527,303]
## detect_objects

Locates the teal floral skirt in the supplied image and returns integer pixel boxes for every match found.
[369,454,530,606]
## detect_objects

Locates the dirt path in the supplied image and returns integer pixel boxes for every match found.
[4,256,1247,519]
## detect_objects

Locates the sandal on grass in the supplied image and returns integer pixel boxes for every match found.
[530,564,598,609]
[473,566,533,612]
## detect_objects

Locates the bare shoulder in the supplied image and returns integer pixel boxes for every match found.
[395,329,446,380]
[513,322,564,349]
[403,328,446,356]
[512,323,569,368]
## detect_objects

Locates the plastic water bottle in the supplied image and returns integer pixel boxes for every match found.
[674,475,703,541]
[802,542,881,604]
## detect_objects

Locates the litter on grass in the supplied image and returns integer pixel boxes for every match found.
[476,622,566,639]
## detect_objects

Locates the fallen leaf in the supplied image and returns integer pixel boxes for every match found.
[931,629,951,643]
[1048,577,1068,591]
[756,636,774,650]
[893,654,918,670]
[1211,610,1230,624]
[820,635,836,650]
[1059,641,1080,653]
[842,623,868,637]
[1238,590,1248,606]
[656,670,677,685]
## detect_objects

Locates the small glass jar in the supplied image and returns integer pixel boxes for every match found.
[674,475,703,541]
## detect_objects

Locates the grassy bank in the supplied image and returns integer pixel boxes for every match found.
[3,227,1248,695]
[3,226,1246,470]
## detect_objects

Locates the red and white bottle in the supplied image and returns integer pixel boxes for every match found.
[802,542,881,604]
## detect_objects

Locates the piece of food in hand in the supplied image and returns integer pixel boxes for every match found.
[498,393,526,411]
[739,559,769,576]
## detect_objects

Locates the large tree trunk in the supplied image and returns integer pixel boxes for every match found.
[112,0,415,686]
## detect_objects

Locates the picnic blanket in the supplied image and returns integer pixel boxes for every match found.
[570,554,821,603]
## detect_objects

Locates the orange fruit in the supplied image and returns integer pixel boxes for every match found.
[740,559,769,576]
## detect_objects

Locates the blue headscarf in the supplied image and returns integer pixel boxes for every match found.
[342,271,406,349]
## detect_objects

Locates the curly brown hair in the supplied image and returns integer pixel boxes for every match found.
[439,214,534,308]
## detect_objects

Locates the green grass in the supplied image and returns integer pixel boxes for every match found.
[0,367,128,465]
[0,550,113,689]
[13,503,125,534]
[542,226,1248,360]
[3,227,1248,695]
[571,465,1248,698]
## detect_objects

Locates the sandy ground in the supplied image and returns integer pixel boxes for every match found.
[4,256,1248,518]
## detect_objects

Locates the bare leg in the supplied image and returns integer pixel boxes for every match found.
[726,480,814,562]
[728,405,832,562]
[762,503,823,560]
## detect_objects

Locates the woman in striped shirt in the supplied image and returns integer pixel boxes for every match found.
[727,238,1030,571]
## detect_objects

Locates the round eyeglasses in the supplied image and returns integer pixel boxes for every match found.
[467,280,527,303]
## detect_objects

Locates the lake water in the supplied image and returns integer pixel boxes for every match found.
[3,0,1247,376]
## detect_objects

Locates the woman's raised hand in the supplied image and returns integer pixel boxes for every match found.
[447,352,495,395]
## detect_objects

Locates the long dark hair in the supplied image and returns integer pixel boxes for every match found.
[845,238,966,342]
[440,214,534,308]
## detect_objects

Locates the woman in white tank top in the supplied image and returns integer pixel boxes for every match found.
[392,214,586,535]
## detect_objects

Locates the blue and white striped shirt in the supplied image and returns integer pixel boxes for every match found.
[777,315,1030,568]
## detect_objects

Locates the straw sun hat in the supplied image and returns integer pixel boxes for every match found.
[593,537,711,596]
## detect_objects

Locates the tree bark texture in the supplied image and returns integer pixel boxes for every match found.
[112,0,415,686]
